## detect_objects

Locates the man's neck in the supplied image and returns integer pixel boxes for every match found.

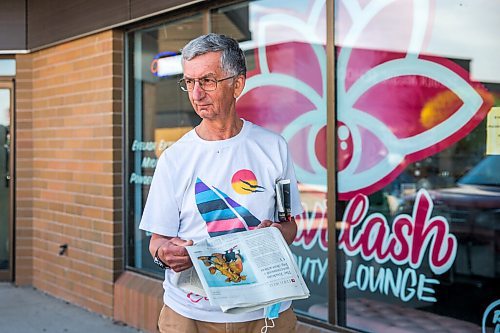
[196,117,243,141]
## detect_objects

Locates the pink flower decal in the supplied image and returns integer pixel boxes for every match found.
[237,1,328,186]
[336,0,493,200]
[237,0,493,202]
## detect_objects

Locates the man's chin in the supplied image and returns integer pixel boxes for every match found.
[197,110,215,119]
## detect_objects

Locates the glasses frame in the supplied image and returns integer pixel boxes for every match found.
[178,74,238,92]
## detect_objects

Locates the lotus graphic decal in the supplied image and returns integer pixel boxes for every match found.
[237,0,328,186]
[336,0,493,200]
[237,0,493,201]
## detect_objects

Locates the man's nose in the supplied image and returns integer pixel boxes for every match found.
[191,81,205,100]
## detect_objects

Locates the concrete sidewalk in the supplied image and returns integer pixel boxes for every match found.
[0,283,142,333]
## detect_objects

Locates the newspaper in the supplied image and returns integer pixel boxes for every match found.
[174,227,310,314]
[275,179,291,222]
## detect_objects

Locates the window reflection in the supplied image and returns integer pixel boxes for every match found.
[127,2,329,322]
[214,0,328,320]
[0,88,10,270]
[336,0,500,331]
[126,14,204,275]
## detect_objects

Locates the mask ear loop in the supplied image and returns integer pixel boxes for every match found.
[260,317,275,333]
[261,303,281,333]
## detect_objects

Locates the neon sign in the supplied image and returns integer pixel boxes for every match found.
[150,51,182,77]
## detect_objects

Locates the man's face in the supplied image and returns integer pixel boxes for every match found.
[182,52,244,121]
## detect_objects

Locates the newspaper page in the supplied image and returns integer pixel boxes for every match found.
[178,227,309,313]
[174,266,207,297]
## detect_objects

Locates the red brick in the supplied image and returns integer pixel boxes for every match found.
[15,30,123,318]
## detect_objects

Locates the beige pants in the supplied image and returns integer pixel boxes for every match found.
[158,304,297,333]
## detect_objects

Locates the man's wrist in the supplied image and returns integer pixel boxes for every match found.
[153,246,169,270]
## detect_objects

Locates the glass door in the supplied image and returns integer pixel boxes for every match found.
[0,81,12,281]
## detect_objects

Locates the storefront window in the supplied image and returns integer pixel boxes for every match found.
[335,0,500,332]
[214,0,328,320]
[125,0,328,321]
[125,14,204,275]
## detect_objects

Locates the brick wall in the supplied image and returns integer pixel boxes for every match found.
[15,30,123,317]
[114,271,164,333]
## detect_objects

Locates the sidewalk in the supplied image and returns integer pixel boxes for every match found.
[0,283,142,333]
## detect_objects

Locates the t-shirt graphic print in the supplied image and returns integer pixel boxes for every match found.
[231,169,265,194]
[195,177,261,237]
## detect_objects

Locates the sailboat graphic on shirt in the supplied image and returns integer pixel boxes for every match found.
[195,177,261,237]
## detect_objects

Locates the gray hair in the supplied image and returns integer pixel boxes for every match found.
[181,33,247,77]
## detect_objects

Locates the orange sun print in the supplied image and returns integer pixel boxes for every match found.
[231,169,265,194]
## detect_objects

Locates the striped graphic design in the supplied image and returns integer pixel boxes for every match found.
[195,178,261,237]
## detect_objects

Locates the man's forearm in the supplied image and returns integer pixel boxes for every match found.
[277,217,298,245]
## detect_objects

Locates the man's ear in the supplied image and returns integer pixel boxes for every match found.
[233,75,246,98]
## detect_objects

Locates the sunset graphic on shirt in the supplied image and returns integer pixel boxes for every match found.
[231,169,264,194]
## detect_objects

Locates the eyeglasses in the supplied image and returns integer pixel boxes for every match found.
[178,75,237,92]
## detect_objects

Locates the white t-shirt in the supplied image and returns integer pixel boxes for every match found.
[139,119,303,323]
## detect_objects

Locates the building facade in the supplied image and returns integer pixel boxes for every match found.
[1,1,499,333]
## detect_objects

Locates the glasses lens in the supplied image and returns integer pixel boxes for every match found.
[201,78,217,91]
[179,78,219,91]
[179,79,188,91]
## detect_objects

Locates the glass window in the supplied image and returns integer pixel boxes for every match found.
[125,14,204,275]
[125,0,328,322]
[335,0,500,331]
[213,0,327,320]
[0,59,15,76]
[0,88,10,271]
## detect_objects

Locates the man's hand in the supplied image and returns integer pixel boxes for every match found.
[256,219,273,229]
[256,218,297,245]
[150,234,194,272]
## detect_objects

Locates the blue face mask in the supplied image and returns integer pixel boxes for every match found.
[264,302,281,319]
[261,303,281,333]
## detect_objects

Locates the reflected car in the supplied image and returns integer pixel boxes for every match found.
[425,155,500,278]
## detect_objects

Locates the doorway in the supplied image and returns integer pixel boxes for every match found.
[0,81,13,281]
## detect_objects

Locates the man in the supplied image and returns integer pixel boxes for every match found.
[139,33,303,333]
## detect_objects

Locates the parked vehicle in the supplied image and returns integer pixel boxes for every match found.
[408,155,500,278]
